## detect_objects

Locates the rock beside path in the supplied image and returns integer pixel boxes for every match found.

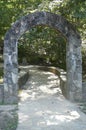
[0,105,18,130]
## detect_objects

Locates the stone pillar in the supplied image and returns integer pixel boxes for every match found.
[66,34,82,102]
[4,34,18,104]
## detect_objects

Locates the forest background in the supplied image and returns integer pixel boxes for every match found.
[0,0,86,80]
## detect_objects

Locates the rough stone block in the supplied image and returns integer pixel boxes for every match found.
[18,70,29,89]
[0,84,4,103]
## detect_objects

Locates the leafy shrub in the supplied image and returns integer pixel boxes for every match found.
[18,26,66,70]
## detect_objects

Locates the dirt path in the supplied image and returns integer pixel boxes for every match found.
[17,66,86,130]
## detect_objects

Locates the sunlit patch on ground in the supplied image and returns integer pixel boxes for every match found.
[0,78,3,83]
[19,69,61,101]
[17,67,86,130]
[37,111,80,126]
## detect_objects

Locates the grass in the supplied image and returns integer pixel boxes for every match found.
[5,112,18,130]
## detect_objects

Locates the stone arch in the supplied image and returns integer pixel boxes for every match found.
[4,11,82,104]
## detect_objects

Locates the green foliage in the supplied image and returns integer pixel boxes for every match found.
[58,0,86,39]
[18,26,66,69]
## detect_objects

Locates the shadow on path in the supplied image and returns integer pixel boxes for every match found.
[17,66,86,130]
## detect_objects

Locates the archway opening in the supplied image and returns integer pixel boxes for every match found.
[18,26,66,69]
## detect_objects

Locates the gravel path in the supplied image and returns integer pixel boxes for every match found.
[17,66,86,130]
